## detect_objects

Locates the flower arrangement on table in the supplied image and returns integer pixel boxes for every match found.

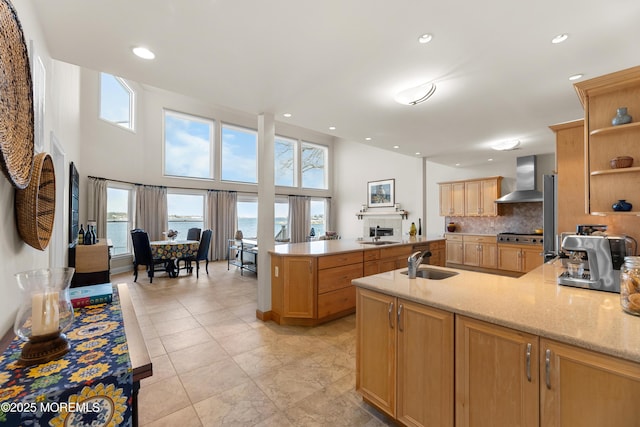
[163,230,179,241]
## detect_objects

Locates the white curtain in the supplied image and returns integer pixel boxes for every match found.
[134,185,168,241]
[207,190,237,260]
[289,195,310,243]
[87,177,107,238]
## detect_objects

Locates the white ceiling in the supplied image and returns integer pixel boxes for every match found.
[30,0,640,167]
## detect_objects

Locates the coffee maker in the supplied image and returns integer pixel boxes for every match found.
[558,234,628,293]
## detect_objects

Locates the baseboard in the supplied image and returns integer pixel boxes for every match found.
[256,309,273,322]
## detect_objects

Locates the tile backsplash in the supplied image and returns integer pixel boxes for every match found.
[446,203,543,234]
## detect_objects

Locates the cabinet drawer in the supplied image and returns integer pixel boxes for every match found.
[445,234,463,242]
[463,235,497,244]
[380,245,412,259]
[318,264,363,293]
[318,251,363,270]
[364,249,381,261]
[317,286,356,318]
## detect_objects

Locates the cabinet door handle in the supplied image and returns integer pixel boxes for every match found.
[525,343,532,382]
[397,304,404,332]
[309,261,312,273]
[388,302,394,329]
[545,348,552,389]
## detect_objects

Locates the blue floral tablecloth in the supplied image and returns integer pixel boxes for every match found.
[0,285,133,426]
[150,240,199,260]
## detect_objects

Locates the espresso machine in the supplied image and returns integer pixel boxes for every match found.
[558,234,628,293]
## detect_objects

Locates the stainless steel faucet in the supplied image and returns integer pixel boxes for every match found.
[407,250,430,278]
[372,226,380,242]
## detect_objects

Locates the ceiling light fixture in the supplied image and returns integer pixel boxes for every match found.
[394,82,436,105]
[415,152,421,156]
[329,126,336,130]
[491,140,521,151]
[551,34,569,44]
[132,46,155,60]
[568,73,584,81]
[418,33,433,44]
[283,113,292,118]
[365,137,372,141]
[393,145,400,149]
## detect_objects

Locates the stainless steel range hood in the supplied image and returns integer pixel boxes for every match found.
[495,155,543,203]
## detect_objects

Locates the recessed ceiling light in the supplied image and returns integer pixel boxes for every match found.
[418,34,433,44]
[393,145,400,149]
[283,113,292,118]
[488,158,494,162]
[329,126,336,130]
[551,34,569,44]
[415,152,421,156]
[132,46,155,60]
[455,163,461,166]
[365,137,372,141]
[568,73,584,81]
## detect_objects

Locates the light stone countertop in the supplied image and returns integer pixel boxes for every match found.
[269,237,445,256]
[352,259,640,363]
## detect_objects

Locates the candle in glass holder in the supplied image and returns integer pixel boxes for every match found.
[31,291,59,336]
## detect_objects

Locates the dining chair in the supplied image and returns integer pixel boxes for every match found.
[131,229,167,283]
[178,229,212,278]
[186,227,201,241]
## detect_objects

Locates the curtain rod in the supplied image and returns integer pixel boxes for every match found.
[87,176,330,198]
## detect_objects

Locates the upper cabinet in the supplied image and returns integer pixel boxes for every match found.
[439,182,465,216]
[439,177,502,217]
[574,66,640,216]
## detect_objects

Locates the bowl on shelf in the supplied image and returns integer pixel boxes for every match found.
[610,156,634,169]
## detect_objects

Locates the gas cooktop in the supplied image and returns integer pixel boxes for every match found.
[497,232,544,245]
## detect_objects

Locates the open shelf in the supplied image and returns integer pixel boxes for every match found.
[591,166,640,176]
[590,121,640,136]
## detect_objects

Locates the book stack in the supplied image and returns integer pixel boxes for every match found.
[70,283,113,308]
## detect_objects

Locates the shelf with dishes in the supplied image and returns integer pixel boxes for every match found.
[589,121,640,136]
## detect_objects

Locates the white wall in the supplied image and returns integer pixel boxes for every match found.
[333,139,423,239]
[0,1,82,333]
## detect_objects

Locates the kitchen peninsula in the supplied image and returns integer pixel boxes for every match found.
[354,262,640,426]
[268,237,445,325]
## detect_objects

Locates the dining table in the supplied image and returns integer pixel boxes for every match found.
[150,239,199,278]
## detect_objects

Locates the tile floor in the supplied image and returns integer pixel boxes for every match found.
[116,261,393,426]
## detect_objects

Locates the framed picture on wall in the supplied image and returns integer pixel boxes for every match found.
[367,179,395,207]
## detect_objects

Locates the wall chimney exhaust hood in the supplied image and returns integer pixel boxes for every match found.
[495,155,543,203]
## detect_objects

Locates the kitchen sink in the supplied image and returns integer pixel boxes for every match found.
[360,241,397,245]
[401,268,459,280]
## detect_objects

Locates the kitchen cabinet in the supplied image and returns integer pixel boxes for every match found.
[276,256,316,319]
[445,234,463,265]
[497,244,543,273]
[356,288,454,426]
[412,239,446,267]
[540,338,640,427]
[464,177,502,217]
[462,235,497,269]
[439,182,465,216]
[574,66,640,216]
[456,316,539,427]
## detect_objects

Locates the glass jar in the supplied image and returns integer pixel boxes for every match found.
[620,257,640,316]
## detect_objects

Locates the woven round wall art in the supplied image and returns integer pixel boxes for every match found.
[0,0,35,189]
[15,152,55,250]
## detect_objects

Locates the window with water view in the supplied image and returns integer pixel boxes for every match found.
[167,193,204,239]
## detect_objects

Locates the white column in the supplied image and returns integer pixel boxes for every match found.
[257,113,275,315]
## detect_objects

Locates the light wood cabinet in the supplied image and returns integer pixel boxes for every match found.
[282,256,316,319]
[462,235,497,269]
[439,177,501,217]
[445,235,464,265]
[540,338,640,427]
[412,240,446,267]
[456,316,539,427]
[497,244,543,273]
[464,177,502,217]
[356,288,454,426]
[574,66,640,216]
[439,182,465,216]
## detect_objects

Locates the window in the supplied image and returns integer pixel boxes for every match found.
[275,198,289,241]
[301,142,328,189]
[221,124,257,183]
[275,136,296,187]
[310,199,327,236]
[164,110,214,179]
[106,185,134,256]
[237,195,258,238]
[167,192,204,238]
[100,72,134,130]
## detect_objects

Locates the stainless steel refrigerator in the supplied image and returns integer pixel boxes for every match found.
[543,174,557,260]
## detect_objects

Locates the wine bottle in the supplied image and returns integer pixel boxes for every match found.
[78,224,84,245]
[418,218,422,236]
[91,225,97,244]
[84,226,92,245]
